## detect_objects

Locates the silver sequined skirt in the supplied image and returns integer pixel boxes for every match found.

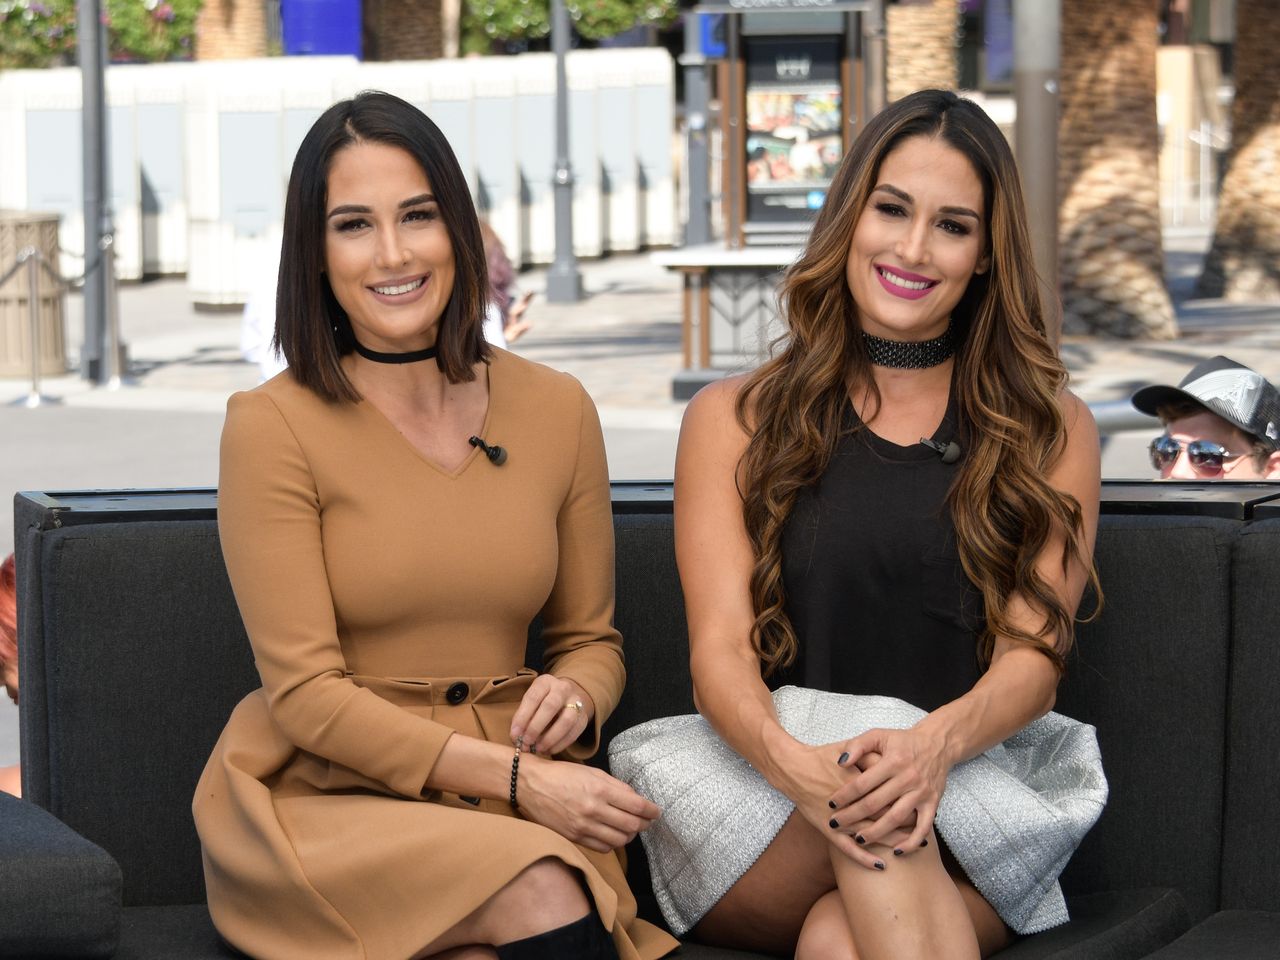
[607,686,1107,936]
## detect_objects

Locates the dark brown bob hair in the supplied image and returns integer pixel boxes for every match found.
[275,90,491,402]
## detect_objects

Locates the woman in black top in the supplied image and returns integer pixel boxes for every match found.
[664,90,1101,958]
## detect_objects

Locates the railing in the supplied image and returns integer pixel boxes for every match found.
[1,230,126,406]
[1,247,63,408]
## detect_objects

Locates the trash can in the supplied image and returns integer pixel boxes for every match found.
[282,0,362,58]
[0,211,66,378]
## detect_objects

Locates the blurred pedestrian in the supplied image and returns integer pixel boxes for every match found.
[480,220,534,348]
[240,249,287,382]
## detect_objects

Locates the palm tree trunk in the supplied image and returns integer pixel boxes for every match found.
[1058,0,1177,338]
[1197,0,1280,300]
[195,0,268,60]
[364,0,445,61]
[887,0,959,103]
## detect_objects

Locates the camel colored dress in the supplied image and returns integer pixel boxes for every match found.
[194,349,678,960]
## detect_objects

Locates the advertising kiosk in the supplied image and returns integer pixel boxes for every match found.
[655,0,886,398]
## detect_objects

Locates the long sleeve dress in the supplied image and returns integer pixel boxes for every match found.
[193,348,678,960]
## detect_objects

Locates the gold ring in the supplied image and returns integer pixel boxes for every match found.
[566,699,584,716]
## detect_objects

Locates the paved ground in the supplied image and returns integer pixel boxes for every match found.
[2,225,1278,766]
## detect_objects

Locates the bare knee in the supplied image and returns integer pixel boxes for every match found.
[827,837,978,960]
[796,891,858,960]
[477,858,590,944]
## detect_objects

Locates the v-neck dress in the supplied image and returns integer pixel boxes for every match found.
[194,348,678,960]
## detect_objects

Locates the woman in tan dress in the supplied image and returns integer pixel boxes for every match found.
[193,91,679,960]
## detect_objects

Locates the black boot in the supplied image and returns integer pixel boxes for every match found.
[494,911,620,959]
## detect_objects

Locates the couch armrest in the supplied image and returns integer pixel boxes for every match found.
[0,792,121,958]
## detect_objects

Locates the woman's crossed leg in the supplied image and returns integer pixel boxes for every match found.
[692,812,1010,960]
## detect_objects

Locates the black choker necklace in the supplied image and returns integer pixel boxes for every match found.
[862,325,955,369]
[351,340,439,365]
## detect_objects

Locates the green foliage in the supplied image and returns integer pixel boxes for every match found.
[0,0,201,70]
[0,1,78,69]
[466,0,550,45]
[461,0,678,50]
[106,0,201,63]
[568,0,677,41]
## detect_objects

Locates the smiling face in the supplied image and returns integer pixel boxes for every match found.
[324,141,456,354]
[846,134,988,342]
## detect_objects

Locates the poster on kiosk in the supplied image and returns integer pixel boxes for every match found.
[744,36,843,224]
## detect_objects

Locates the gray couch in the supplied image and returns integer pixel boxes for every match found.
[6,482,1280,959]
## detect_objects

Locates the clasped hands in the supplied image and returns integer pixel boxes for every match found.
[794,725,951,871]
[506,673,660,853]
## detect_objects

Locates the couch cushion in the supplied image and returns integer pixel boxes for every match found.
[1054,515,1237,922]
[1222,519,1280,912]
[1142,911,1280,960]
[113,903,777,960]
[0,792,121,958]
[111,893,1190,960]
[114,905,242,960]
[674,944,778,959]
[991,889,1189,960]
[606,513,697,740]
[29,522,260,907]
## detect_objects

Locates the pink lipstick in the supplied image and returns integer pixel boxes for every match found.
[874,264,939,301]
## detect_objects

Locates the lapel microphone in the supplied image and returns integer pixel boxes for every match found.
[919,437,962,464]
[469,436,508,466]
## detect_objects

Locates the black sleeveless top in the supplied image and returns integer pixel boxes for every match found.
[777,394,984,712]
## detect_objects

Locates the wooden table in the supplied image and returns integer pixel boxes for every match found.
[651,244,801,397]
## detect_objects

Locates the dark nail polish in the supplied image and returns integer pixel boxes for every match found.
[837,752,849,765]
[855,834,866,845]
[873,861,885,871]
[893,848,904,856]
[921,838,929,848]
[828,800,837,809]
[829,818,839,830]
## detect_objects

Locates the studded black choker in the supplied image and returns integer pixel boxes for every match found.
[862,324,955,369]
[351,340,439,364]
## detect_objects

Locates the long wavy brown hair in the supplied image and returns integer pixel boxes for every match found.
[737,89,1098,677]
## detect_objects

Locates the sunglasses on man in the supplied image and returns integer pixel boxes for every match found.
[1148,435,1247,476]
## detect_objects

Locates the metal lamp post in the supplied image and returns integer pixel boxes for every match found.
[78,0,109,382]
[1013,0,1061,345]
[546,0,582,302]
[682,12,712,246]
[77,0,127,384]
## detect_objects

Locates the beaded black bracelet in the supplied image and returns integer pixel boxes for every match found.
[509,736,524,809]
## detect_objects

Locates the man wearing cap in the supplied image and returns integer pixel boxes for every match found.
[1132,356,1280,480]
